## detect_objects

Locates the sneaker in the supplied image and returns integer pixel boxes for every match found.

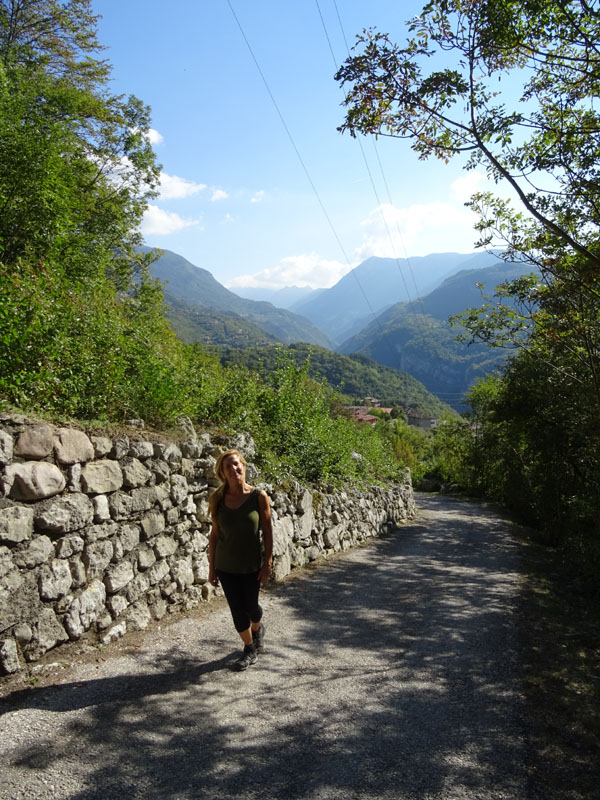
[233,645,257,671]
[252,623,265,653]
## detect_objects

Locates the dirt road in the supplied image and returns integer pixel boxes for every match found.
[0,493,530,800]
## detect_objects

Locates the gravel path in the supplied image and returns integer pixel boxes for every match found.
[0,493,528,800]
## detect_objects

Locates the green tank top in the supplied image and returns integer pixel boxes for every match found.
[215,488,262,573]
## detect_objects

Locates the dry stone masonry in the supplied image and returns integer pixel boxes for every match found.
[0,413,415,675]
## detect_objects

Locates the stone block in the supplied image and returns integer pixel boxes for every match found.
[126,571,150,603]
[64,581,106,639]
[81,460,123,494]
[148,559,169,585]
[13,535,53,568]
[6,462,66,501]
[107,593,128,618]
[153,534,177,558]
[39,558,72,600]
[171,557,194,591]
[129,440,154,460]
[69,557,87,589]
[92,494,111,522]
[141,511,165,539]
[90,436,112,458]
[272,516,294,557]
[104,561,134,593]
[124,600,151,631]
[83,539,113,579]
[272,551,291,581]
[111,435,129,459]
[0,430,14,464]
[34,493,94,533]
[14,424,54,459]
[116,524,140,555]
[0,638,20,674]
[101,621,127,644]
[0,505,34,544]
[170,474,189,505]
[121,457,152,489]
[24,607,68,660]
[55,534,84,558]
[147,459,170,484]
[54,428,94,465]
[137,544,156,570]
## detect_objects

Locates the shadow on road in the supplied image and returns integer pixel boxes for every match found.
[1,493,529,800]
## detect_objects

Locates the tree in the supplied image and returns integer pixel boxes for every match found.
[336,2,600,547]
[0,0,160,285]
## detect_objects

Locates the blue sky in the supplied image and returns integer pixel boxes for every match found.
[94,0,490,289]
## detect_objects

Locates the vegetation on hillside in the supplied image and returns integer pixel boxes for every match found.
[0,0,422,487]
[216,343,452,417]
[337,0,600,573]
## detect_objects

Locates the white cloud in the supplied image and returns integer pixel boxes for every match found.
[211,189,228,202]
[355,198,480,261]
[251,190,265,204]
[450,171,490,202]
[228,252,353,290]
[159,172,206,199]
[146,128,164,146]
[141,205,202,235]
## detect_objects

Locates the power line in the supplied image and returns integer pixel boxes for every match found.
[225,0,380,329]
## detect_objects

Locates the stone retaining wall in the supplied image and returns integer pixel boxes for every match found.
[0,413,415,675]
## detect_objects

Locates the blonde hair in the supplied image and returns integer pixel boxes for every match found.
[208,449,247,517]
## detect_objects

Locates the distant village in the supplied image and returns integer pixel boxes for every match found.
[344,398,438,430]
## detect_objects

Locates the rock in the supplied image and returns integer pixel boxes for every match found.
[0,638,20,674]
[170,474,189,505]
[148,559,169,586]
[92,494,111,522]
[104,561,134,593]
[90,436,112,458]
[5,462,66,501]
[272,516,294,557]
[39,558,72,600]
[153,534,177,559]
[129,440,154,460]
[272,551,291,581]
[120,457,152,489]
[101,621,127,644]
[14,424,54,459]
[55,534,84,559]
[111,435,130,459]
[0,505,34,544]
[83,539,113,579]
[81,460,123,494]
[137,544,156,570]
[13,622,32,645]
[153,442,182,467]
[171,557,194,591]
[124,600,151,631]
[0,430,14,464]
[141,511,165,538]
[34,493,94,533]
[24,608,68,660]
[107,594,128,618]
[64,581,106,639]
[13,535,54,568]
[54,428,94,465]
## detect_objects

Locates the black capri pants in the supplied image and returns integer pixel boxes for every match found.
[217,570,263,633]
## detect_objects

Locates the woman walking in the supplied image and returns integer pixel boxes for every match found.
[208,449,273,671]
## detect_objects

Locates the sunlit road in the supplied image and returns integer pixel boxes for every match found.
[0,493,528,800]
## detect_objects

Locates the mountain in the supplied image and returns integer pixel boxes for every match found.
[230,285,323,309]
[216,343,454,417]
[164,293,280,347]
[339,258,537,408]
[145,248,336,349]
[289,252,500,341]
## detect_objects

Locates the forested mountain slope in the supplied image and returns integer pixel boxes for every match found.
[145,248,336,349]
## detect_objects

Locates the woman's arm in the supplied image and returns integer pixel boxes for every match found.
[257,490,273,585]
[208,516,220,586]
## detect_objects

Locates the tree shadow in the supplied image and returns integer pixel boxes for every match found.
[1,494,532,799]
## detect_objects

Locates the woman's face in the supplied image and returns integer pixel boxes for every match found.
[222,453,246,486]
